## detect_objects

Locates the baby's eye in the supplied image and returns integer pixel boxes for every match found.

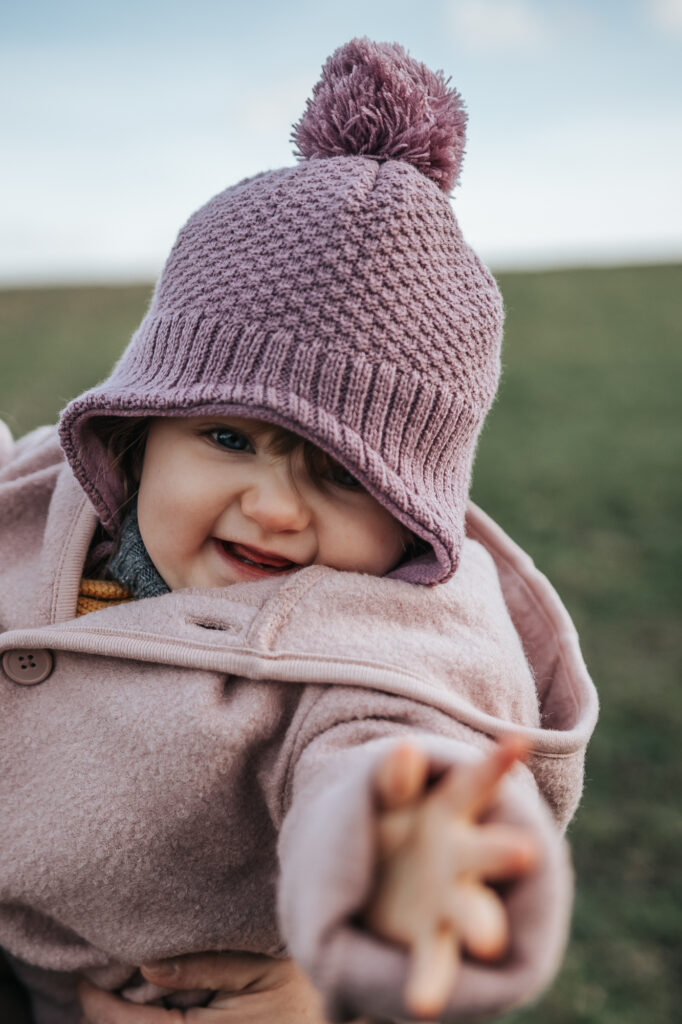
[208,428,254,453]
[327,463,361,489]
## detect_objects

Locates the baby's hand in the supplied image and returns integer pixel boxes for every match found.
[362,736,539,1019]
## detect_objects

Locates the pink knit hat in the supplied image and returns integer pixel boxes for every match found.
[58,38,503,586]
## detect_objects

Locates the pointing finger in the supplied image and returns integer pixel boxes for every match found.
[434,735,531,819]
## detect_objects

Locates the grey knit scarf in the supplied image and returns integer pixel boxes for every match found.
[107,501,170,599]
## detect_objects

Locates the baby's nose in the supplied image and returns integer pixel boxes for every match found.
[240,475,311,532]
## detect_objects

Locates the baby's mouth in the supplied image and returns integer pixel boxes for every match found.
[218,540,299,573]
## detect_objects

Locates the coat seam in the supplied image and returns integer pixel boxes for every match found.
[244,567,333,649]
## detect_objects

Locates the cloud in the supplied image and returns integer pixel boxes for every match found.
[446,0,551,52]
[647,0,682,32]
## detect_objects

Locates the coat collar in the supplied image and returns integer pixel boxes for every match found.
[40,463,99,624]
[15,460,598,759]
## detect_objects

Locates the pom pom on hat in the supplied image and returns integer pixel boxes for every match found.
[291,36,467,194]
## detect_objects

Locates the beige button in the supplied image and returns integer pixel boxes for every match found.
[2,649,54,685]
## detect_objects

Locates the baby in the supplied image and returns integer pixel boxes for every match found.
[0,37,598,1024]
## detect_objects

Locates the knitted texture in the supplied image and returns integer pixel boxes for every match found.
[58,38,504,585]
[291,37,468,193]
[107,501,170,599]
[76,579,133,617]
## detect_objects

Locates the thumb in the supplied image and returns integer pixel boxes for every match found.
[77,980,170,1021]
[141,950,280,992]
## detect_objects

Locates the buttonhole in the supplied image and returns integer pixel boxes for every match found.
[187,617,238,633]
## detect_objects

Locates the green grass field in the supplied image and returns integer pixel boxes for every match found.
[1,264,680,1022]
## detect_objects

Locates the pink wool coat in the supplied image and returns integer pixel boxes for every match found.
[0,421,598,1024]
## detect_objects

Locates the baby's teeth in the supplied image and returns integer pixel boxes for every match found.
[224,541,292,572]
[239,552,279,570]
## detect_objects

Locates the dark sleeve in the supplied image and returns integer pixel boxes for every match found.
[0,951,33,1024]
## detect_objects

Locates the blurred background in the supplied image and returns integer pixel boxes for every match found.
[1,2,681,1022]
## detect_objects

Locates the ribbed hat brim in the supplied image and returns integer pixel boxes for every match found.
[58,314,485,585]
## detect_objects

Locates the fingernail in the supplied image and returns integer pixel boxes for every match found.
[141,959,178,977]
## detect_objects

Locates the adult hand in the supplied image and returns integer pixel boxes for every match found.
[78,950,340,1023]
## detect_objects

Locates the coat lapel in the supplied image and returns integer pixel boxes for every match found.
[38,464,98,624]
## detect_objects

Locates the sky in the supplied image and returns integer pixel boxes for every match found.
[2,0,681,284]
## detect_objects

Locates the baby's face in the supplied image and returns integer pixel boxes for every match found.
[136,416,412,590]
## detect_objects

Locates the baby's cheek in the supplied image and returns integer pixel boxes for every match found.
[344,523,404,575]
